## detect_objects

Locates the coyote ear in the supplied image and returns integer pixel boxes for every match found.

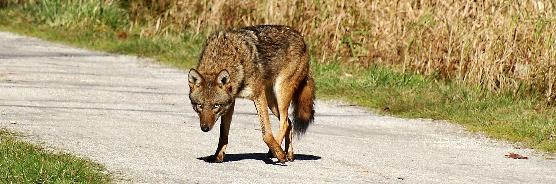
[217,70,230,85]
[188,69,203,87]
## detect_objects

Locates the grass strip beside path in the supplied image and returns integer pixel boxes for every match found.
[0,130,111,183]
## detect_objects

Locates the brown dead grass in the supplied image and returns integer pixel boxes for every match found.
[60,1,556,102]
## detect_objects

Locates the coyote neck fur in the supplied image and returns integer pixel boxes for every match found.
[196,28,262,100]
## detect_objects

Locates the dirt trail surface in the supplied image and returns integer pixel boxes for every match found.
[1,32,556,183]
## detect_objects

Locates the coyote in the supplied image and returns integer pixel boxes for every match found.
[187,25,315,164]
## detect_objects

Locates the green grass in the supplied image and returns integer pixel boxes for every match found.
[0,129,111,183]
[314,63,556,152]
[0,1,203,69]
[0,0,554,156]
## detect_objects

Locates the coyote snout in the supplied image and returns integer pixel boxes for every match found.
[199,113,214,132]
[196,102,231,132]
[196,105,217,132]
[187,25,315,164]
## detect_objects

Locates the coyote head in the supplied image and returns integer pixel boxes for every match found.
[188,69,234,132]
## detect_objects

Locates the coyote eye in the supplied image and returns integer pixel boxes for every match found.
[213,104,220,110]
[193,104,202,112]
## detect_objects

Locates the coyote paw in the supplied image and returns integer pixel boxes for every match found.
[274,150,287,164]
[270,149,295,162]
[286,152,295,162]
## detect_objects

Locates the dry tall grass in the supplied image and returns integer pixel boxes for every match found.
[88,1,556,101]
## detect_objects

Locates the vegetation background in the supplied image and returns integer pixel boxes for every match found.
[123,0,556,101]
[3,0,555,99]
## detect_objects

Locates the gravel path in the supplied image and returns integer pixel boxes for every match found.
[1,32,555,183]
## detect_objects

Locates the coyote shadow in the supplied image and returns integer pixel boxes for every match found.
[197,153,321,165]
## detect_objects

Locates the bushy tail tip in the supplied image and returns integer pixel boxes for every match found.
[293,76,315,137]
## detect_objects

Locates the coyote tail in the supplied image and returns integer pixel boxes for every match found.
[292,75,315,136]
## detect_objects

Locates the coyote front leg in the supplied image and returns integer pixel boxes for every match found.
[211,102,234,163]
[254,94,286,164]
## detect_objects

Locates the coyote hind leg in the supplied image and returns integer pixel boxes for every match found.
[255,93,286,164]
[284,118,294,161]
[273,75,297,161]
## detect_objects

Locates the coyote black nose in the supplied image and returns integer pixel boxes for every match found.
[201,126,210,132]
